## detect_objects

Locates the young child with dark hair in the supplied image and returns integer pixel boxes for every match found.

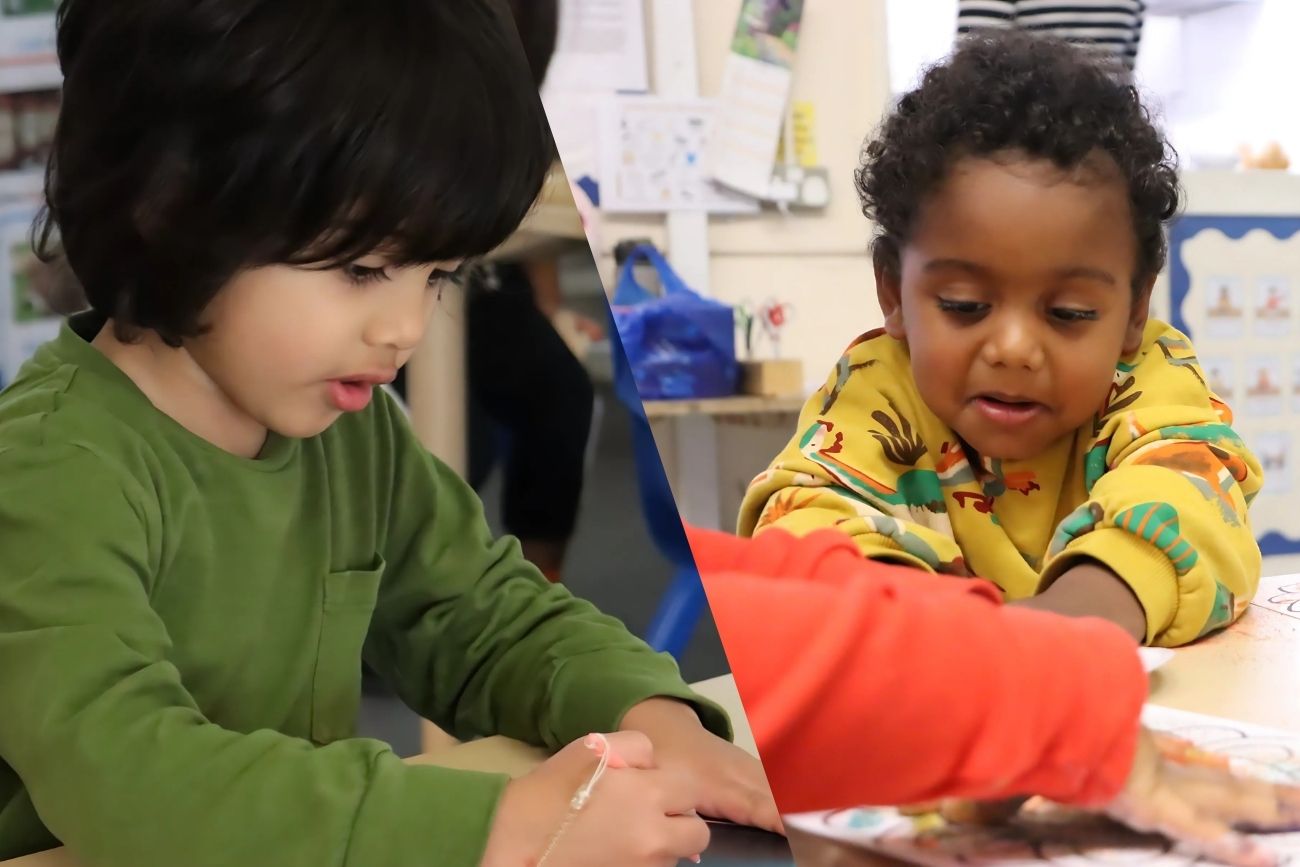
[741,32,1263,648]
[0,2,776,865]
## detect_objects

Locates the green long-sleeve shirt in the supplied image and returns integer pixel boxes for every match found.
[0,313,727,866]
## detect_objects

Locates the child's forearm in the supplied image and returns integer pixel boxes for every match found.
[1014,560,1147,642]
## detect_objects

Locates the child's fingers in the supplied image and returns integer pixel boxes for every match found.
[1152,733,1232,771]
[583,731,655,770]
[1147,796,1278,867]
[1179,771,1300,832]
[660,812,711,864]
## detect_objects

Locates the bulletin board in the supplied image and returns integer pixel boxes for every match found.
[1167,214,1300,556]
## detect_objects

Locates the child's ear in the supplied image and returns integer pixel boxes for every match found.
[1123,274,1156,355]
[873,243,906,340]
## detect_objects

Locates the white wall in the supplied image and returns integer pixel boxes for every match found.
[1166,1,1297,168]
[594,0,889,390]
[882,0,1297,171]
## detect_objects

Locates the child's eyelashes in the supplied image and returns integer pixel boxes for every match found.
[937,298,989,318]
[936,298,1099,325]
[1050,307,1099,323]
[342,263,389,286]
[339,262,468,289]
[1050,307,1098,322]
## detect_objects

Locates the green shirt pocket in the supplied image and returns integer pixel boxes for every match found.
[311,556,385,744]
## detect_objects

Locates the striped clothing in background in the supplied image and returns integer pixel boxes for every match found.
[957,1,1146,72]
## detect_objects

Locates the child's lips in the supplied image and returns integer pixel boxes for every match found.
[970,394,1046,426]
[327,379,375,412]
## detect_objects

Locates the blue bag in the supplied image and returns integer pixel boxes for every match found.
[610,244,738,400]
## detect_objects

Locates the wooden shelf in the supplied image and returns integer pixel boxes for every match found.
[642,394,806,419]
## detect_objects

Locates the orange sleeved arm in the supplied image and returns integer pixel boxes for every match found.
[687,526,1147,814]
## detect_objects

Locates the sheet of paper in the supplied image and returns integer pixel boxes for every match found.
[599,96,759,214]
[706,0,804,200]
[1254,574,1300,622]
[543,0,648,95]
[1139,646,1175,672]
[544,92,605,194]
[786,705,1300,867]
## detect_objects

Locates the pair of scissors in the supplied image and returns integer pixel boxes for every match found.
[734,300,758,358]
[758,299,795,358]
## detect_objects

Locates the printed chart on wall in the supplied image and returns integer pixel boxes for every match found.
[1167,215,1300,556]
[599,96,759,213]
[786,706,1300,867]
[706,0,805,200]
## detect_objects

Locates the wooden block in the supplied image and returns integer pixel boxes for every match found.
[739,359,804,397]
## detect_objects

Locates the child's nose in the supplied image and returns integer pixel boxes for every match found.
[363,292,428,352]
[983,318,1044,371]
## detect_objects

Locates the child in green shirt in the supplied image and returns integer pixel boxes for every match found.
[0,1,777,865]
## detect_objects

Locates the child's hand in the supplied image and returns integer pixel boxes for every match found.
[620,698,784,834]
[1104,725,1300,867]
[923,728,1300,867]
[480,730,710,867]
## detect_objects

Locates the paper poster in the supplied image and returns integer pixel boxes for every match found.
[1203,275,1245,338]
[1245,355,1285,418]
[1167,217,1300,556]
[1292,356,1300,413]
[1253,275,1293,338]
[544,0,648,94]
[1254,431,1292,495]
[0,202,61,389]
[786,706,1300,867]
[543,92,605,204]
[600,96,759,213]
[1202,356,1236,402]
[706,0,804,200]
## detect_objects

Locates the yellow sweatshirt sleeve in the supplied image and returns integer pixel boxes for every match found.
[1041,325,1263,647]
[738,332,971,577]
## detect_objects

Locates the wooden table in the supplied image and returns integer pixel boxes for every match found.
[642,395,807,419]
[643,394,806,532]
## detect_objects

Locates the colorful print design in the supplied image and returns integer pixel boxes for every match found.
[1127,441,1248,527]
[1113,502,1199,576]
[1195,581,1237,640]
[1155,334,1207,388]
[798,420,947,516]
[835,513,972,577]
[1048,501,1106,558]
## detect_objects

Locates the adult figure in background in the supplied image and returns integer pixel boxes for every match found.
[394,0,604,582]
[958,0,1145,78]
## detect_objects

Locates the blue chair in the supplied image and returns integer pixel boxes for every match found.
[608,318,709,659]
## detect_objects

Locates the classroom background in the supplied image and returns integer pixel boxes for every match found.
[0,0,1297,759]
[545,0,1300,575]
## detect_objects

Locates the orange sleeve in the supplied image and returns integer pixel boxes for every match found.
[687,526,1147,814]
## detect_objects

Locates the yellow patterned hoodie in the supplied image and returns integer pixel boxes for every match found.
[739,320,1263,647]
